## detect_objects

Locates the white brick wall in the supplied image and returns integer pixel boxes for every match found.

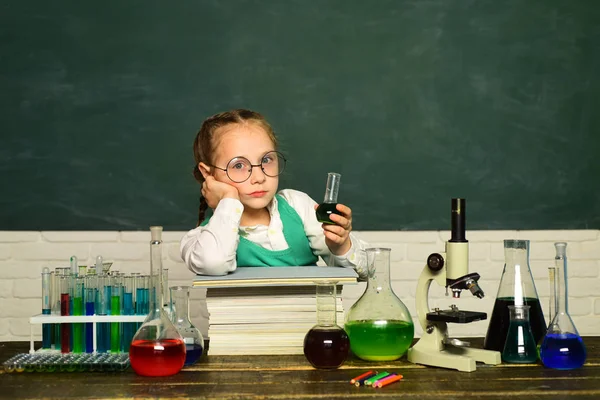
[0,230,598,342]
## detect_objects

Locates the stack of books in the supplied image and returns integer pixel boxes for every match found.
[192,266,358,355]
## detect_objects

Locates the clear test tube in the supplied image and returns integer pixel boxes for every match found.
[85,275,97,353]
[72,277,85,353]
[41,268,52,349]
[59,275,72,353]
[121,276,136,352]
[110,275,122,353]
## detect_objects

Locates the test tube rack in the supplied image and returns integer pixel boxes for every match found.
[28,314,147,354]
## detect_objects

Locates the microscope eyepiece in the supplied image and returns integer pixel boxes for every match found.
[450,198,467,243]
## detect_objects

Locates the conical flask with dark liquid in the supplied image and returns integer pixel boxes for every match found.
[129,226,186,376]
[540,242,587,370]
[484,240,546,352]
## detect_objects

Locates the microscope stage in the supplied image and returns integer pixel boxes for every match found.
[426,310,487,324]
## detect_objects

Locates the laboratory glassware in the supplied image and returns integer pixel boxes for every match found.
[345,248,414,361]
[170,286,204,366]
[540,242,587,370]
[85,274,96,353]
[502,305,537,363]
[59,275,72,353]
[41,267,52,349]
[315,172,342,224]
[72,276,85,353]
[303,283,349,369]
[484,240,546,352]
[129,226,185,376]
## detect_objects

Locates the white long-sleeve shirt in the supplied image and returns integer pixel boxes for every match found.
[180,189,368,278]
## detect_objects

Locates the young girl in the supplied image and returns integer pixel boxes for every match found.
[179,109,368,279]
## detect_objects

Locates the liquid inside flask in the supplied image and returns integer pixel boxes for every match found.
[129,226,186,377]
[502,305,538,363]
[540,242,587,370]
[315,172,342,224]
[484,240,546,352]
[170,286,204,366]
[303,283,349,369]
[345,248,414,361]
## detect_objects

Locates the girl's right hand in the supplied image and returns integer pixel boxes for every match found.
[202,175,240,209]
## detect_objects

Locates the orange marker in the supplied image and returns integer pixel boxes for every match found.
[374,374,403,388]
[350,370,377,385]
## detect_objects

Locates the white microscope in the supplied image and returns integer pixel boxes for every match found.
[407,198,501,372]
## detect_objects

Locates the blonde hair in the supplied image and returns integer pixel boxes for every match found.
[192,109,278,225]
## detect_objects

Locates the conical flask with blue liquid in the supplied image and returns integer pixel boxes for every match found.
[540,242,587,370]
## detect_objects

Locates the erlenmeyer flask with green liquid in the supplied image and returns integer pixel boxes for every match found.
[345,248,414,361]
[129,226,186,376]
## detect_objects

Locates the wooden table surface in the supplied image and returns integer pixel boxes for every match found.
[1,338,599,400]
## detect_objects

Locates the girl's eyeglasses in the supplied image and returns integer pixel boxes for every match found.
[208,151,287,183]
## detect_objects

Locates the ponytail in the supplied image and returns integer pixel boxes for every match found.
[197,195,209,227]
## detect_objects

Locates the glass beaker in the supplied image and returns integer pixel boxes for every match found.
[540,242,587,370]
[129,226,186,377]
[484,240,546,352]
[303,283,350,369]
[315,172,342,224]
[170,286,204,366]
[345,248,414,361]
[502,305,538,363]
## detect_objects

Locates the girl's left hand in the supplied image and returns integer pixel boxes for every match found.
[315,203,353,256]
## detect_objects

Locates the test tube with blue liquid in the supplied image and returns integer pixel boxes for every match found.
[41,268,52,349]
[96,274,111,353]
[85,275,96,353]
[135,275,149,331]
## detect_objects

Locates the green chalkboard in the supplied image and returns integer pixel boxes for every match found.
[1,1,599,231]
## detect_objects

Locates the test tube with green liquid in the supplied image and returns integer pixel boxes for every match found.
[110,276,122,353]
[72,276,85,353]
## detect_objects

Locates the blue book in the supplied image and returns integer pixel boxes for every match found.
[192,266,358,288]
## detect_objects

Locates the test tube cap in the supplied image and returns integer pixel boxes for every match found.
[150,226,163,241]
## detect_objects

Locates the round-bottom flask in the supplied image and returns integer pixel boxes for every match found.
[345,248,414,361]
[303,283,349,369]
[170,286,204,366]
[130,227,186,377]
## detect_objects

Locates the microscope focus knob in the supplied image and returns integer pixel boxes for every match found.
[427,253,445,272]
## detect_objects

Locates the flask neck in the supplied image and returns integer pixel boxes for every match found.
[366,250,392,293]
[553,254,569,316]
[503,247,530,270]
[171,289,191,325]
[150,239,164,313]
[316,284,337,327]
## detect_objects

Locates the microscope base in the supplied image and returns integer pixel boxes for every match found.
[408,333,501,372]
